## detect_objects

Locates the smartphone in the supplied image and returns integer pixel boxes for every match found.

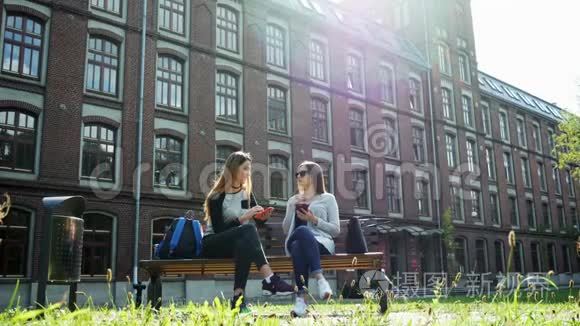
[295,203,309,214]
[254,207,274,221]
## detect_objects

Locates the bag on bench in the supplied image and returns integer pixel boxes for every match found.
[155,217,203,259]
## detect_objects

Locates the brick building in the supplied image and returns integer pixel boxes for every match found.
[0,0,578,305]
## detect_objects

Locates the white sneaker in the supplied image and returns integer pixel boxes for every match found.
[317,278,333,300]
[291,297,308,318]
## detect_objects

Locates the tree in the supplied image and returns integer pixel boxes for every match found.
[441,208,456,273]
[554,112,580,178]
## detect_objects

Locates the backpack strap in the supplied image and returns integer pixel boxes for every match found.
[170,217,186,254]
[191,220,204,257]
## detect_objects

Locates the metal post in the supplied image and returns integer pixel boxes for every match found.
[133,0,148,290]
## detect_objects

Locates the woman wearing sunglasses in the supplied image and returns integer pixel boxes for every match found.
[282,161,340,317]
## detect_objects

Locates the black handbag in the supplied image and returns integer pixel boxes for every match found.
[346,216,368,254]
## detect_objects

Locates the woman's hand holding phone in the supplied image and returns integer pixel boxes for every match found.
[240,205,263,223]
[254,207,274,221]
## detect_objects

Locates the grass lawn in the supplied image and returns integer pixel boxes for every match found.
[2,288,579,325]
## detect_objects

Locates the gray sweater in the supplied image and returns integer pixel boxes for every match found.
[282,192,340,256]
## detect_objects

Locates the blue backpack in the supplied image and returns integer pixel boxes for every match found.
[155,217,203,259]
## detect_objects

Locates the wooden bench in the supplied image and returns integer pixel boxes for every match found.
[140,252,385,310]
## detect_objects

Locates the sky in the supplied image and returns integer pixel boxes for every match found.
[471,0,580,114]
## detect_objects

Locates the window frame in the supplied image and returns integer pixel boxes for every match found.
[266,23,287,69]
[309,38,327,82]
[0,109,37,172]
[81,212,116,277]
[516,116,527,148]
[81,123,117,182]
[412,126,425,163]
[158,0,185,35]
[85,35,120,97]
[216,4,239,53]
[267,85,288,134]
[154,134,184,190]
[458,52,471,84]
[346,52,363,94]
[215,70,239,123]
[311,97,330,144]
[155,54,184,111]
[269,154,289,200]
[2,13,44,80]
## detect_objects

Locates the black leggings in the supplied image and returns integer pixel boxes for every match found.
[202,223,268,291]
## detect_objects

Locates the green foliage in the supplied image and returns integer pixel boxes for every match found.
[555,112,580,178]
[441,208,455,252]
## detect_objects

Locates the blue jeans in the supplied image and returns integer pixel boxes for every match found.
[287,226,330,292]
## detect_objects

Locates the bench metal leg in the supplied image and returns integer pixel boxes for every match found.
[147,274,162,310]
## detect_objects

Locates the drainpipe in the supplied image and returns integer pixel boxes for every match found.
[420,0,445,272]
[133,0,147,289]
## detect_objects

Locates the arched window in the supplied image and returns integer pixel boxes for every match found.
[81,123,116,181]
[82,212,114,276]
[154,135,183,189]
[2,13,44,79]
[86,35,119,96]
[216,5,238,52]
[269,154,288,199]
[0,208,32,277]
[453,237,467,273]
[215,71,239,122]
[156,55,183,110]
[311,98,328,143]
[267,85,287,133]
[0,110,36,171]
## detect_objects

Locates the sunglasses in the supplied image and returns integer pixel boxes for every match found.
[295,170,309,178]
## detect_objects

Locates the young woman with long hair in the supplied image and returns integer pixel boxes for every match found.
[282,161,340,317]
[202,151,293,312]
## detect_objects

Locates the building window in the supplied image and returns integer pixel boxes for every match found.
[0,208,31,277]
[309,40,326,81]
[537,161,546,191]
[86,36,119,96]
[151,218,173,258]
[503,152,514,184]
[216,5,239,52]
[547,129,555,155]
[548,244,558,272]
[458,52,470,83]
[462,95,473,127]
[412,127,425,162]
[490,193,500,225]
[379,65,395,105]
[514,241,524,273]
[216,144,237,169]
[470,190,481,221]
[438,43,451,74]
[494,240,505,273]
[530,242,542,272]
[409,77,422,112]
[352,170,368,209]
[570,207,578,229]
[2,14,44,79]
[454,238,467,273]
[451,186,462,221]
[266,24,286,68]
[385,118,399,158]
[558,205,565,228]
[561,245,572,273]
[156,55,183,110]
[499,111,509,141]
[349,109,365,149]
[269,154,288,199]
[267,86,287,134]
[566,171,575,197]
[509,196,519,227]
[532,123,542,152]
[486,147,496,181]
[553,166,562,195]
[416,179,429,216]
[441,87,454,121]
[346,54,362,93]
[386,174,401,214]
[154,135,183,189]
[311,98,329,143]
[91,0,121,14]
[445,134,457,168]
[0,110,36,172]
[481,101,491,135]
[516,118,527,148]
[215,71,238,123]
[466,139,477,173]
[82,213,113,276]
[159,0,185,35]
[525,199,536,229]
[475,239,487,273]
[542,202,552,229]
[521,157,531,187]
[82,124,116,181]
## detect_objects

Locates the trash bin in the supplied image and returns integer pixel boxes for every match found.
[42,196,86,282]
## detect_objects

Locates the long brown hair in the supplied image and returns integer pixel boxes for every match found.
[203,151,253,222]
[297,161,326,195]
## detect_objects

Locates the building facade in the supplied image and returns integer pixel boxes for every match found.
[0,0,578,306]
